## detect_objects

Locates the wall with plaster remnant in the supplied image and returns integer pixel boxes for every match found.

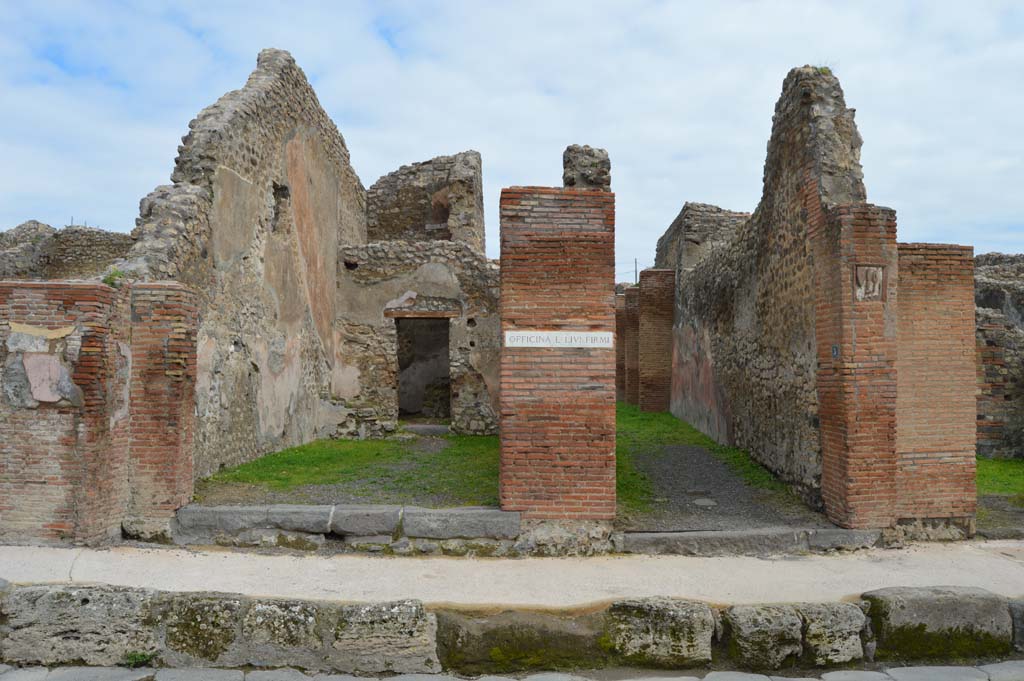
[335,241,499,435]
[112,49,369,478]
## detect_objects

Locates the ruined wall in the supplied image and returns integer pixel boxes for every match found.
[623,287,640,405]
[638,269,674,412]
[115,49,368,478]
[894,244,976,521]
[671,67,866,506]
[976,253,1024,458]
[366,151,484,252]
[0,222,134,280]
[0,281,197,544]
[615,294,625,401]
[654,203,749,274]
[335,241,499,435]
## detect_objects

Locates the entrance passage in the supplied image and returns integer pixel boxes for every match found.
[396,318,451,419]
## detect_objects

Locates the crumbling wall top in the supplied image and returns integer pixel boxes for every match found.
[562,144,611,191]
[654,202,750,274]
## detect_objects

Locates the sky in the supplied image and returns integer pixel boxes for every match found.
[1,1,1022,280]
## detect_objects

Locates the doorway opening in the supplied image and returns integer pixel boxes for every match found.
[396,317,451,421]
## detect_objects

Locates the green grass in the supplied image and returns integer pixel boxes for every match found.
[207,434,500,506]
[614,402,786,516]
[977,456,1024,505]
[204,405,786,515]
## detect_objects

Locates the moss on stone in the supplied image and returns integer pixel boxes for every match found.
[873,621,1012,661]
[164,598,240,661]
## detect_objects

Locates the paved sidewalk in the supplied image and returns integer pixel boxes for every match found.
[2,540,1023,607]
[3,664,1024,679]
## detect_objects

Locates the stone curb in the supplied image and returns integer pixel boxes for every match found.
[2,585,1020,675]
[174,505,881,557]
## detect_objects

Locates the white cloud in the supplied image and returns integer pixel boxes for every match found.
[0,0,1021,269]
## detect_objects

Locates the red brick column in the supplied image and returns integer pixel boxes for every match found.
[812,201,900,529]
[895,244,976,524]
[615,293,626,401]
[499,186,616,520]
[624,286,640,405]
[638,269,675,412]
[127,283,198,537]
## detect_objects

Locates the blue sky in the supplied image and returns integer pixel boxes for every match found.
[1,1,1022,277]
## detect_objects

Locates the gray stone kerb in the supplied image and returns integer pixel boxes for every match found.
[175,504,521,541]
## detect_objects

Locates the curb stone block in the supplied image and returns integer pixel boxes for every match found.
[402,507,520,539]
[175,505,269,533]
[0,670,50,681]
[245,670,312,681]
[155,670,245,680]
[604,597,715,666]
[434,609,608,674]
[326,600,440,674]
[862,586,1013,660]
[0,585,159,667]
[807,528,881,551]
[724,605,803,669]
[622,528,809,556]
[821,672,894,680]
[885,666,988,681]
[703,673,772,680]
[1010,600,1024,652]
[329,505,401,537]
[795,602,865,665]
[266,505,332,533]
[45,669,156,681]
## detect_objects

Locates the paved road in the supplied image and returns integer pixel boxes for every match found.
[3,664,1024,680]
[2,540,1023,608]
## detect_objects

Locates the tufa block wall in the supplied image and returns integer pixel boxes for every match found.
[623,286,640,405]
[499,187,616,519]
[0,280,197,544]
[894,244,976,521]
[638,269,674,412]
[366,151,485,252]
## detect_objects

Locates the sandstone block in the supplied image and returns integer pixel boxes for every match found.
[329,505,401,537]
[604,597,715,667]
[724,605,802,669]
[0,585,158,666]
[402,507,520,539]
[863,586,1013,659]
[795,602,865,665]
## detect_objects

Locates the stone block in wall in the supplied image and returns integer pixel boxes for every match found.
[638,269,674,412]
[604,598,715,667]
[794,602,865,665]
[723,604,803,669]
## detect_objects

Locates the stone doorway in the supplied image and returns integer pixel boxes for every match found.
[396,317,451,420]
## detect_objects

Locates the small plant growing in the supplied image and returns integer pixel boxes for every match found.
[816,65,833,76]
[123,650,157,668]
[102,267,126,288]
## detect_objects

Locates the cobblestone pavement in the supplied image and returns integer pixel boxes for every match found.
[3,665,1024,680]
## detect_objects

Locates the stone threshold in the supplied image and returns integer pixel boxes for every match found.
[171,504,881,557]
[0,582,1020,676]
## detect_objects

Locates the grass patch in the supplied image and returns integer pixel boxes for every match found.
[977,457,1024,506]
[616,402,786,502]
[206,434,500,506]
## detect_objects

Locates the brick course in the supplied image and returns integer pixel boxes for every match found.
[638,269,674,412]
[499,187,616,520]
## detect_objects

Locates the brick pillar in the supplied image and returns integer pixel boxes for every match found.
[126,283,198,538]
[624,286,640,405]
[499,186,616,520]
[812,200,899,529]
[615,294,626,401]
[895,244,976,524]
[638,269,675,412]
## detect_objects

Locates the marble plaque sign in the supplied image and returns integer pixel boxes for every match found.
[504,330,614,348]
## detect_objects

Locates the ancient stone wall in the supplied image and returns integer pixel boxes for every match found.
[499,186,616,520]
[0,280,197,544]
[654,203,749,274]
[976,253,1024,458]
[366,151,484,252]
[0,221,134,280]
[638,269,674,412]
[894,244,976,522]
[114,49,369,477]
[615,293,625,401]
[624,287,640,405]
[335,241,499,435]
[671,67,866,506]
